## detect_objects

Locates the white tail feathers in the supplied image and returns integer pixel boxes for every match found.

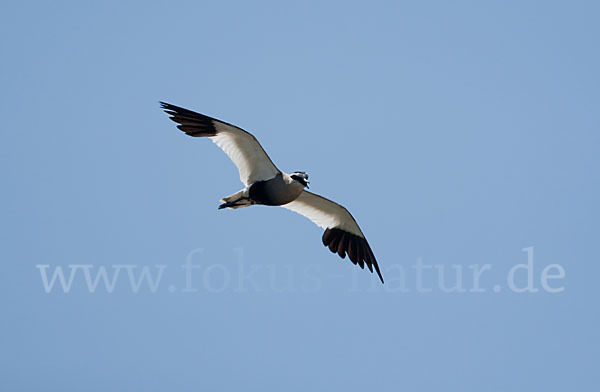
[219,188,252,210]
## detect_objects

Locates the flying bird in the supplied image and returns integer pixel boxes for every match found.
[160,102,384,283]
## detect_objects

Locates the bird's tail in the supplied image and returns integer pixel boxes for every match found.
[218,189,252,210]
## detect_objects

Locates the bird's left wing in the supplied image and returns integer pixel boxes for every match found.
[282,190,384,283]
[161,102,280,186]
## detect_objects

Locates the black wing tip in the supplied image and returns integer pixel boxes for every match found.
[159,101,218,137]
[374,262,385,284]
[159,101,182,117]
[159,101,178,111]
[159,101,195,116]
[322,227,384,284]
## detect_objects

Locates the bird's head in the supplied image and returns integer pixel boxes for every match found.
[291,171,309,188]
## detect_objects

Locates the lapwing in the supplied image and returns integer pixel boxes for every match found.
[161,102,384,283]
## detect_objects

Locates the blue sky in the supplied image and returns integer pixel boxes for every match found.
[1,1,598,391]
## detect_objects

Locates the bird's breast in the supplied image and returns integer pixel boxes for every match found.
[249,174,302,206]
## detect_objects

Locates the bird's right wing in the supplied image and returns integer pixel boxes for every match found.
[161,102,280,186]
[282,190,384,283]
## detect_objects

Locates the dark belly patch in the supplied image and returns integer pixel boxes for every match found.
[249,180,280,205]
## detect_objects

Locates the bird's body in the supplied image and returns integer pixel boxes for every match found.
[161,102,384,283]
[220,172,305,209]
[248,172,305,206]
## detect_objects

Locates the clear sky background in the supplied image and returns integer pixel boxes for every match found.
[1,1,598,391]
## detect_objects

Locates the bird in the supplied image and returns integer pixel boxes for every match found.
[160,102,384,283]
